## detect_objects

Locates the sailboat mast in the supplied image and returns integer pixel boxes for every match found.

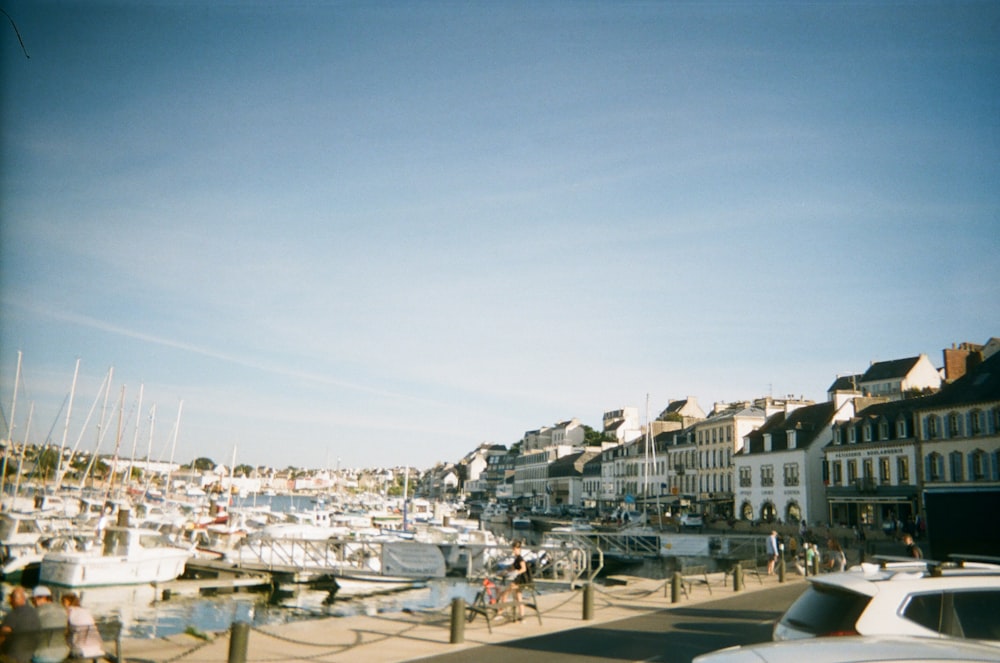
[126,384,144,492]
[165,400,183,497]
[54,358,80,489]
[0,350,23,503]
[11,402,32,501]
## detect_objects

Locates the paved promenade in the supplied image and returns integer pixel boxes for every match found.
[117,569,807,663]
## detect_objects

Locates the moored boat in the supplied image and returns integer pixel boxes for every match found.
[39,526,193,587]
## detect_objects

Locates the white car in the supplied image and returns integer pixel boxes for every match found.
[679,513,704,529]
[694,635,1000,663]
[773,556,1000,644]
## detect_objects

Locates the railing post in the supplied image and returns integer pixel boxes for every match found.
[114,617,124,663]
[228,621,250,663]
[582,582,594,620]
[733,562,743,592]
[671,571,681,603]
[450,597,465,644]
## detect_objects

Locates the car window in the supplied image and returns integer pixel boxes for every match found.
[778,585,870,636]
[902,592,942,632]
[903,589,1000,641]
[951,590,1000,640]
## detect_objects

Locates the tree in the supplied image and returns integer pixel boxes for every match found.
[583,425,615,446]
[36,447,61,480]
[191,457,215,471]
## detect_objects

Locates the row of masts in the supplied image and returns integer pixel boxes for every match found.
[1,352,184,508]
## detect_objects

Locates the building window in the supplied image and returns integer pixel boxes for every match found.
[760,465,774,487]
[926,415,939,439]
[849,427,857,443]
[783,463,799,486]
[971,450,987,480]
[949,451,963,482]
[847,460,858,483]
[832,461,842,485]
[739,466,751,487]
[897,456,909,484]
[879,419,890,440]
[862,458,873,480]
[948,412,961,437]
[863,425,872,442]
[970,410,982,436]
[926,452,943,481]
[879,457,891,484]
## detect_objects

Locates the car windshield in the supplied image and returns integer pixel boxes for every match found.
[778,584,870,636]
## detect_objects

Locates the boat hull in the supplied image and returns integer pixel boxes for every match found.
[40,549,192,587]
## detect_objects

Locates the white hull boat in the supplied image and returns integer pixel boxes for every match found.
[40,527,193,588]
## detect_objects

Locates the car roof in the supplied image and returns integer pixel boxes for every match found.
[806,556,1000,596]
[695,635,1000,663]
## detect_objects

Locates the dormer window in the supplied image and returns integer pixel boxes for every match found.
[896,417,908,438]
[849,427,857,444]
[879,419,890,440]
[863,425,872,442]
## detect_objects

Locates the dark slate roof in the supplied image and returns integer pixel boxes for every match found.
[852,396,924,422]
[744,401,836,454]
[548,451,599,478]
[921,350,1000,408]
[861,356,921,382]
[828,374,861,392]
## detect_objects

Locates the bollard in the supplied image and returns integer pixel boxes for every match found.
[778,556,786,583]
[583,583,594,620]
[671,572,681,604]
[812,555,820,577]
[450,597,465,644]
[228,621,250,663]
[733,562,743,592]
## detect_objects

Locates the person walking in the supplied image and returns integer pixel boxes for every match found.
[499,540,531,621]
[902,533,923,559]
[0,586,40,663]
[826,539,847,573]
[765,530,780,575]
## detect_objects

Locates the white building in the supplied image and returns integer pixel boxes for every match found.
[738,399,854,525]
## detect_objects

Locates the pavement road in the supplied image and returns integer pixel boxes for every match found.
[420,582,808,663]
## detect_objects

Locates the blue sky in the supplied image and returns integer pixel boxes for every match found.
[2,1,998,471]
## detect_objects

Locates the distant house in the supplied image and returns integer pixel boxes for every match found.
[546,450,600,507]
[858,354,941,400]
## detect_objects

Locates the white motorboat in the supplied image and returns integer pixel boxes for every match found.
[40,526,193,587]
[480,503,510,524]
[551,517,593,533]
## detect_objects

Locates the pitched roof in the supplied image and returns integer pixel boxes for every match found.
[548,451,599,477]
[828,374,861,392]
[861,356,922,382]
[921,350,1000,408]
[744,401,836,454]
